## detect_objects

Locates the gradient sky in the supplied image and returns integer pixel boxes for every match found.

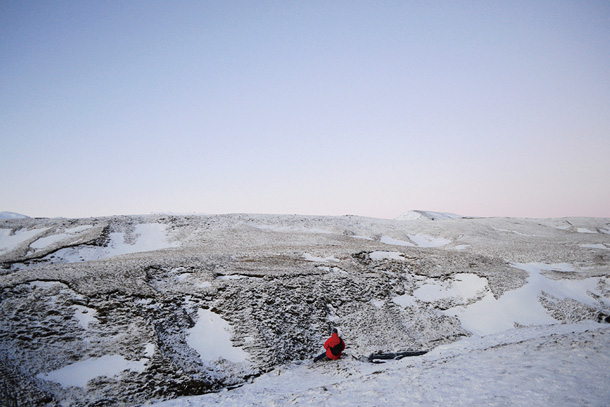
[1,1,609,219]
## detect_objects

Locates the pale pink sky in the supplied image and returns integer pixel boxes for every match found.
[1,1,609,219]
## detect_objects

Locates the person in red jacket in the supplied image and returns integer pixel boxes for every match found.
[314,328,345,362]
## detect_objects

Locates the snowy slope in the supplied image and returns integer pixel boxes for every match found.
[1,213,609,406]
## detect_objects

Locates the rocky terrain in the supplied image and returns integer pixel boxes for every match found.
[1,212,609,406]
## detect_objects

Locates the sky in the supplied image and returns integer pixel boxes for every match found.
[1,1,609,219]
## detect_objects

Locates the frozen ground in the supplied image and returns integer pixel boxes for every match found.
[1,212,609,406]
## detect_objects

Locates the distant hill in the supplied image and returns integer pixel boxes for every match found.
[396,210,463,221]
[0,211,30,219]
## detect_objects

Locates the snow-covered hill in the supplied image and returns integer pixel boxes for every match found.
[1,213,609,406]
[395,210,464,221]
[0,211,29,220]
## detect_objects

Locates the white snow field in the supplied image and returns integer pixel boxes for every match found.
[1,212,609,406]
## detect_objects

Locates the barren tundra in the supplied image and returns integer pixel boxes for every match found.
[1,212,609,406]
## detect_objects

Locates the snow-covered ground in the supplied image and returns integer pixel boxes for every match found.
[150,322,610,407]
[1,212,609,406]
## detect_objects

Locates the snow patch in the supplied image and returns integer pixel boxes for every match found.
[393,294,417,308]
[30,225,93,250]
[581,244,608,250]
[37,352,151,388]
[407,234,451,248]
[326,303,340,322]
[369,251,406,261]
[0,227,48,254]
[175,273,191,282]
[577,228,597,234]
[370,299,385,308]
[72,305,98,329]
[186,309,249,363]
[350,235,374,240]
[116,223,180,254]
[445,263,604,336]
[414,274,488,303]
[302,253,339,263]
[42,223,179,263]
[144,343,155,359]
[380,236,414,247]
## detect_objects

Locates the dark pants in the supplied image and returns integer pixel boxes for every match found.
[314,352,328,362]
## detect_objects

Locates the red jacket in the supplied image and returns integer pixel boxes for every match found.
[324,333,345,360]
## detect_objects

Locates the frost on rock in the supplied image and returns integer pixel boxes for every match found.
[1,213,609,406]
